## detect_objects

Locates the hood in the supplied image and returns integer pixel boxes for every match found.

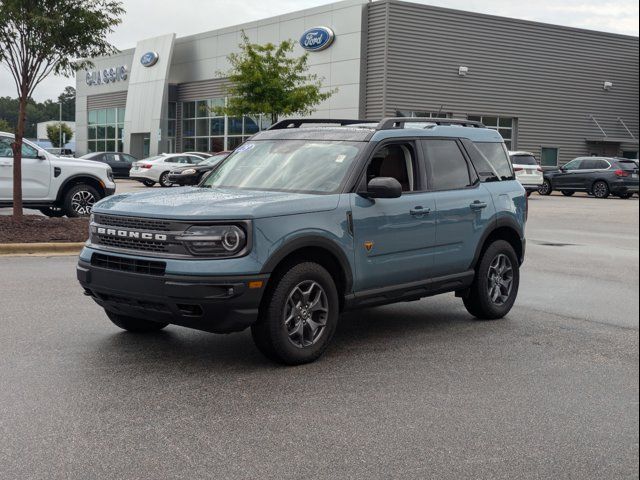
[50,155,111,172]
[93,187,341,220]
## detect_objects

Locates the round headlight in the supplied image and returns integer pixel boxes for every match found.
[222,229,241,251]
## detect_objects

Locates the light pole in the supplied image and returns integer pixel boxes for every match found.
[59,101,62,149]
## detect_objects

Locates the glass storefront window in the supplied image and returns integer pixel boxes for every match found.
[210,117,224,136]
[87,107,125,152]
[88,110,97,125]
[468,115,515,150]
[210,137,224,152]
[196,118,209,136]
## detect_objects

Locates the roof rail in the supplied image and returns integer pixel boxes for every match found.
[268,118,371,130]
[376,117,486,130]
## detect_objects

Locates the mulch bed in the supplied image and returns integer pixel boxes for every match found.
[0,215,89,243]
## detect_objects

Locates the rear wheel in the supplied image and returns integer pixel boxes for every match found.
[106,310,168,333]
[463,240,520,320]
[63,184,100,217]
[38,207,65,217]
[142,180,155,187]
[561,190,575,197]
[592,181,610,199]
[538,180,552,196]
[251,262,339,365]
[159,172,173,188]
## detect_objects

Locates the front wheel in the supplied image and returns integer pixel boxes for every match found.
[463,240,520,320]
[592,181,610,199]
[538,180,552,196]
[106,311,168,333]
[251,262,339,365]
[561,190,575,197]
[159,172,173,188]
[63,184,100,217]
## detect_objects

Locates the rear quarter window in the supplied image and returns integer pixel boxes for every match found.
[474,142,514,180]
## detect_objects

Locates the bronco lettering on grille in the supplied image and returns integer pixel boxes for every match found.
[95,226,167,242]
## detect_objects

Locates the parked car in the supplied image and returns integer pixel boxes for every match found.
[0,131,115,217]
[129,153,208,187]
[183,151,215,159]
[77,117,526,365]
[538,157,639,199]
[509,151,543,196]
[167,151,230,186]
[80,152,138,178]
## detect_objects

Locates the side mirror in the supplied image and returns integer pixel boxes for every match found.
[37,153,47,160]
[362,177,402,199]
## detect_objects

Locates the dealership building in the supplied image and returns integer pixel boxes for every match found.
[75,0,639,164]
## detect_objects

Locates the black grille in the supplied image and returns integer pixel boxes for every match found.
[95,292,170,313]
[92,253,166,276]
[94,214,173,232]
[96,235,171,253]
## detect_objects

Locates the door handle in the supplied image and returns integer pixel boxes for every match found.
[470,201,488,210]
[410,206,431,216]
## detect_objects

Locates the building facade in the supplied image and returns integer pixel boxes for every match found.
[75,0,639,164]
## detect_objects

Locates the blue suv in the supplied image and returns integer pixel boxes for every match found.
[77,118,527,364]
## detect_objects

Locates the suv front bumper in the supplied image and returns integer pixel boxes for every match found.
[77,259,269,333]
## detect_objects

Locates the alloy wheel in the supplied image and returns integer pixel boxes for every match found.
[71,190,96,215]
[593,182,608,198]
[283,280,329,348]
[487,254,514,306]
[538,181,551,195]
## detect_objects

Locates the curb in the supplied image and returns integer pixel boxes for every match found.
[0,242,85,256]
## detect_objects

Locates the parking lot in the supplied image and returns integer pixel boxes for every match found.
[0,190,638,479]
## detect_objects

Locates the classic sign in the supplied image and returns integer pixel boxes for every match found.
[140,51,160,67]
[299,27,335,52]
[85,66,128,86]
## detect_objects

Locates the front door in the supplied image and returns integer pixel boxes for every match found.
[351,142,437,292]
[421,139,495,277]
[553,158,583,189]
[0,137,51,201]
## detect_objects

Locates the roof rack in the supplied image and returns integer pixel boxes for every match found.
[268,118,373,130]
[376,117,486,130]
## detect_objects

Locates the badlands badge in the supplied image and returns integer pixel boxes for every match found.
[364,241,374,252]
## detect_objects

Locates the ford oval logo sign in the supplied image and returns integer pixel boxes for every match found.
[140,51,159,67]
[300,27,335,52]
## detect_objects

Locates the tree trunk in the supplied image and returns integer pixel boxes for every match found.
[12,91,27,218]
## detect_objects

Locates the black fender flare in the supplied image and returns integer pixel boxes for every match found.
[260,235,354,294]
[470,216,525,268]
[56,174,108,202]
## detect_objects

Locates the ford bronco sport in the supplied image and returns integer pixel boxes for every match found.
[77,118,527,365]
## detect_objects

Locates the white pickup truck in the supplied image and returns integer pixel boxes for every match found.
[0,132,115,217]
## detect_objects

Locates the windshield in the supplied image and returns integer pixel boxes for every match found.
[199,156,226,166]
[511,155,538,166]
[202,140,364,194]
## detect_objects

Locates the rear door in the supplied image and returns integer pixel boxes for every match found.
[421,139,495,277]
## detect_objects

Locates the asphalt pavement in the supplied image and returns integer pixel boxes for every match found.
[0,193,638,479]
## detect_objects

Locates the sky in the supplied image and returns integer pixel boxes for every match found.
[1,0,638,102]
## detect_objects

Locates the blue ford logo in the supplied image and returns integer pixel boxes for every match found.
[140,51,159,67]
[300,27,335,52]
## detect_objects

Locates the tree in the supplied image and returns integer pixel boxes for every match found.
[58,86,76,122]
[0,118,12,132]
[215,32,336,124]
[46,122,74,148]
[0,0,123,218]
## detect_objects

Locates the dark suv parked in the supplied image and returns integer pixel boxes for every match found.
[539,157,639,199]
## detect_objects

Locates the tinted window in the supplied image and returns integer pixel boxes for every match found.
[474,142,513,180]
[0,138,13,157]
[121,154,136,163]
[511,155,537,166]
[186,156,203,164]
[580,159,598,169]
[563,159,582,170]
[105,153,118,162]
[423,140,471,190]
[595,160,610,169]
[616,160,637,171]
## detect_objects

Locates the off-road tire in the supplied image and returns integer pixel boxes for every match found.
[63,184,100,217]
[106,311,169,333]
[251,262,339,365]
[463,240,520,320]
